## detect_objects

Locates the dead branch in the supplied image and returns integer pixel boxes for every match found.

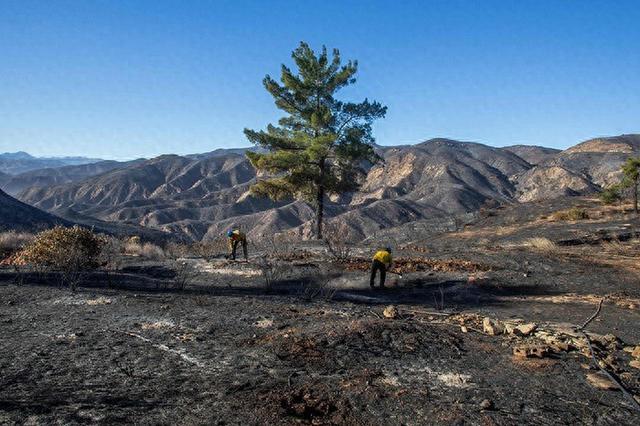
[576,299,640,413]
[580,331,640,412]
[578,298,604,330]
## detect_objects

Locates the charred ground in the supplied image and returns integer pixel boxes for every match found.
[1,197,640,425]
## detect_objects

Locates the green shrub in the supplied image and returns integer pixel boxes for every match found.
[599,185,623,205]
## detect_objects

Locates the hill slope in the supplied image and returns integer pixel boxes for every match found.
[515,134,640,201]
[0,189,69,231]
[0,160,139,196]
[18,139,535,240]
[16,135,640,241]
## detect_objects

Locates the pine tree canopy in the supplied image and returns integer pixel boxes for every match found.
[622,157,640,185]
[244,42,387,217]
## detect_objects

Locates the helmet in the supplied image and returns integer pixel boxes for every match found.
[227,230,234,238]
[385,246,392,253]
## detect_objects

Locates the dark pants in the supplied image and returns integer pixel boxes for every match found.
[230,239,248,260]
[370,260,386,288]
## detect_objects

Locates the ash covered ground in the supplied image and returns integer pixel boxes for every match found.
[2,198,640,425]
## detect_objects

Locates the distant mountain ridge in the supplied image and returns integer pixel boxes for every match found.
[0,159,143,196]
[6,134,640,240]
[0,151,103,175]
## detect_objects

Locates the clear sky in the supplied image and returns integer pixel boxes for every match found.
[1,0,639,159]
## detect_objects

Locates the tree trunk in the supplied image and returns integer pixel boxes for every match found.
[635,179,638,213]
[316,185,324,239]
[316,161,325,239]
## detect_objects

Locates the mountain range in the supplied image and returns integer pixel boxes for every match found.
[0,152,103,175]
[1,134,639,241]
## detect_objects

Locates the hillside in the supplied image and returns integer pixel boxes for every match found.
[13,135,640,241]
[515,134,640,202]
[0,160,140,196]
[17,139,535,241]
[0,188,69,231]
[502,145,560,165]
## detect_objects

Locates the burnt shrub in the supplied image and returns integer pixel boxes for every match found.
[17,226,105,290]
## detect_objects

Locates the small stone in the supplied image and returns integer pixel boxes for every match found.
[460,326,468,333]
[383,305,399,319]
[515,323,537,336]
[632,346,640,359]
[479,399,494,410]
[630,360,640,370]
[586,372,617,390]
[483,317,504,336]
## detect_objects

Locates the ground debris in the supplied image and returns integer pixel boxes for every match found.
[482,317,504,336]
[513,344,550,359]
[586,372,619,390]
[383,305,399,319]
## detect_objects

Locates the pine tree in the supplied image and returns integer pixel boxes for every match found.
[622,157,640,213]
[244,42,386,239]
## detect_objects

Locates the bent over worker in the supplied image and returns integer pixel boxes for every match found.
[227,228,248,261]
[370,247,392,289]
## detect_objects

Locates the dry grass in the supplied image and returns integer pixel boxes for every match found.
[124,241,165,260]
[550,207,589,221]
[523,237,558,253]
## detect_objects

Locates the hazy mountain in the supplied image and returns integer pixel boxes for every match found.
[0,152,103,175]
[0,160,140,196]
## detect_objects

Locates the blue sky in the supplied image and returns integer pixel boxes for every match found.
[0,0,639,159]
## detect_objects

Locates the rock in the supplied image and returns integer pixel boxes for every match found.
[483,317,504,336]
[630,360,640,370]
[632,346,640,359]
[515,323,537,336]
[479,399,494,410]
[460,326,468,333]
[513,344,549,359]
[586,372,618,390]
[589,333,620,349]
[383,305,399,319]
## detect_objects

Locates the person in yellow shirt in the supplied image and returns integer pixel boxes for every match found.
[370,246,392,289]
[227,228,248,261]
